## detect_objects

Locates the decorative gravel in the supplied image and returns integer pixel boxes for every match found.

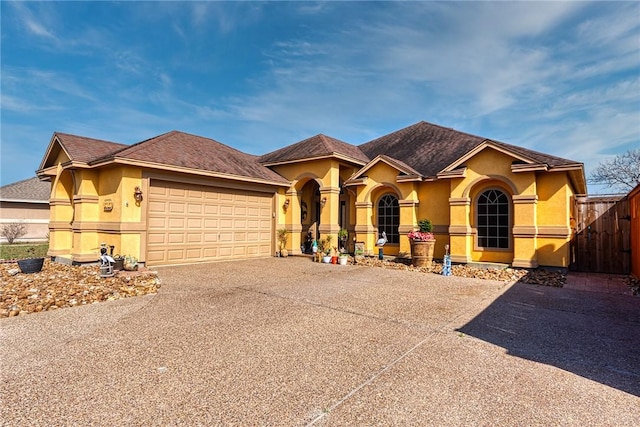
[0,260,160,317]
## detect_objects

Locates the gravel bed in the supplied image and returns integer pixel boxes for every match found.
[352,256,567,286]
[0,260,160,317]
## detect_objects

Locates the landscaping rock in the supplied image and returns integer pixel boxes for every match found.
[0,260,160,318]
[354,256,566,286]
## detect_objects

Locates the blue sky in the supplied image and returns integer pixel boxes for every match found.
[1,1,638,193]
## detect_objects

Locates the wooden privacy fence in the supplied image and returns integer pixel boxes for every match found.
[570,195,631,274]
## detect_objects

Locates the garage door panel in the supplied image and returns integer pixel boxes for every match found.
[219,247,233,257]
[169,203,185,213]
[169,188,186,197]
[203,247,217,257]
[168,233,184,244]
[148,233,166,244]
[186,248,202,259]
[187,233,202,243]
[148,180,273,266]
[148,217,166,228]
[167,249,185,261]
[147,250,166,262]
[188,204,202,214]
[187,218,202,228]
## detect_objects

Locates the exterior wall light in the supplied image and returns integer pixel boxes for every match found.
[283,199,290,209]
[134,186,143,203]
[321,197,327,207]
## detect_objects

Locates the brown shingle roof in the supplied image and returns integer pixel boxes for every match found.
[55,132,128,163]
[103,131,288,184]
[259,134,369,165]
[358,121,581,177]
[0,177,50,202]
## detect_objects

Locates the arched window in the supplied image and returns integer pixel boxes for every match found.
[377,193,399,244]
[477,189,510,249]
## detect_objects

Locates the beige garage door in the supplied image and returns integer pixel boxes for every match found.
[147,180,274,266]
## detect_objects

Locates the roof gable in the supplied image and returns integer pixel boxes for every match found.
[359,121,584,179]
[39,132,127,171]
[347,155,423,182]
[260,134,369,165]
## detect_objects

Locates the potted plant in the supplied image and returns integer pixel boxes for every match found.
[322,235,333,263]
[338,228,348,251]
[331,246,339,264]
[338,248,349,265]
[277,228,289,257]
[408,219,436,268]
[17,247,45,274]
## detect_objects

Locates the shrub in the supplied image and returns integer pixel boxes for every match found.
[1,223,27,244]
[417,219,433,233]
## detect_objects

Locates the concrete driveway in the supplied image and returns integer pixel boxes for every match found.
[1,257,639,426]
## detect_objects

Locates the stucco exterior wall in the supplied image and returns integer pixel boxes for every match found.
[0,201,50,242]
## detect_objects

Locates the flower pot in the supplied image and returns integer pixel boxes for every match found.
[281,249,288,257]
[331,256,338,264]
[339,256,348,265]
[322,256,332,263]
[410,240,435,268]
[113,258,124,271]
[17,258,45,274]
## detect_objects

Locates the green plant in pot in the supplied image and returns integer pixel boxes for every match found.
[322,235,333,263]
[338,247,349,265]
[408,219,436,268]
[338,228,348,251]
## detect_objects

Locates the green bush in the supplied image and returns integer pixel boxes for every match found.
[417,219,433,233]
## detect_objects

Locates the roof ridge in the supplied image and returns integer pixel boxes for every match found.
[318,134,333,153]
[54,131,125,146]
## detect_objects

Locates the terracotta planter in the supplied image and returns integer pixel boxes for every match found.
[331,256,338,264]
[17,258,45,274]
[410,240,435,268]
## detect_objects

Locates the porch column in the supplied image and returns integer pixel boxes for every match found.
[354,201,376,256]
[449,197,472,263]
[70,194,101,262]
[512,195,539,268]
[318,186,341,238]
[398,199,419,257]
[285,189,303,255]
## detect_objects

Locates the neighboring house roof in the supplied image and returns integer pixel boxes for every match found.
[259,134,369,165]
[0,177,50,203]
[93,131,289,185]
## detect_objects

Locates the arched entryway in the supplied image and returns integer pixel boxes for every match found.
[297,178,322,253]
